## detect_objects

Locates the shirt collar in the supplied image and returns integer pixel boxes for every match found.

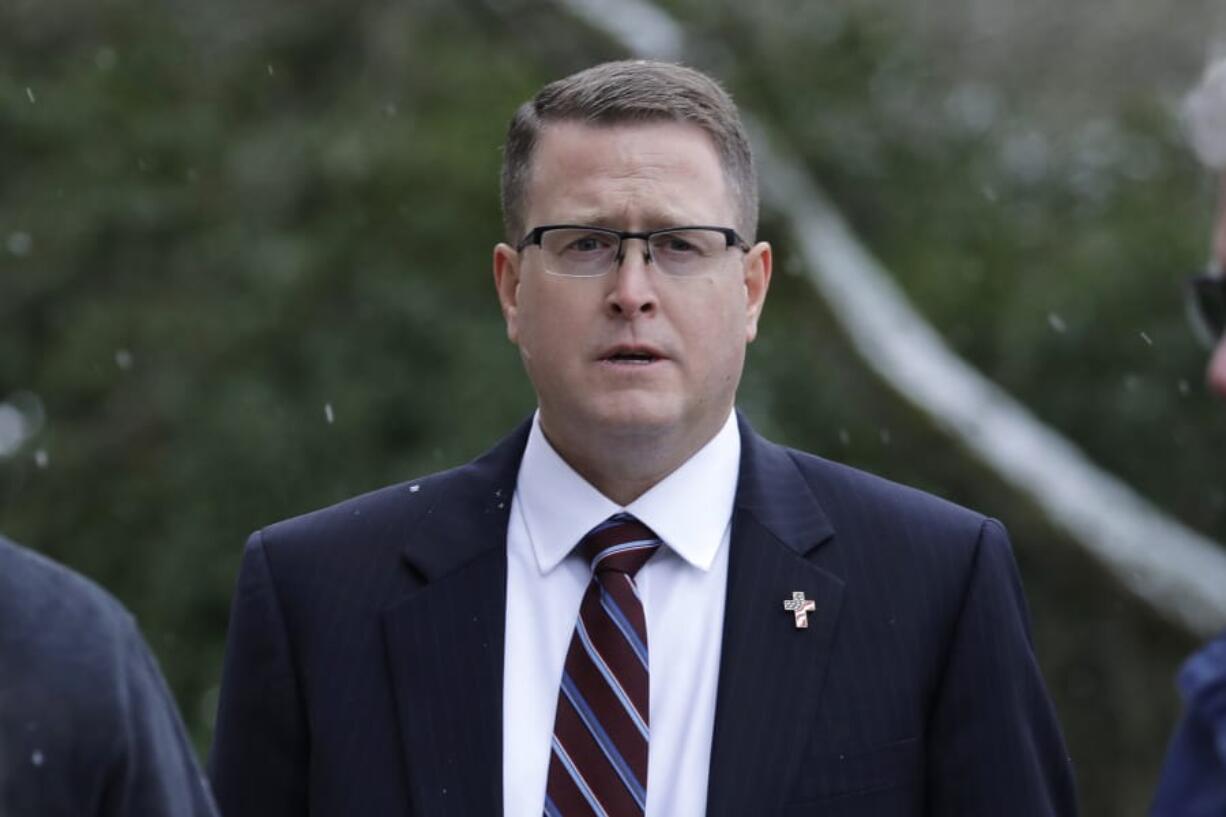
[516,410,741,575]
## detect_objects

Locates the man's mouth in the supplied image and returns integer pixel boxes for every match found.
[600,345,665,365]
[606,352,658,364]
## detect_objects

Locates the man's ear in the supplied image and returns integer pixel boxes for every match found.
[493,243,521,344]
[743,241,772,343]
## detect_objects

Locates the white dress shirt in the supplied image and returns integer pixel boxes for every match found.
[503,411,740,817]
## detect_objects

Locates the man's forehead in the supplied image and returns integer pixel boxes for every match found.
[557,203,703,230]
[533,119,720,165]
[524,120,731,222]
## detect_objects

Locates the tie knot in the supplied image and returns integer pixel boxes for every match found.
[579,513,661,577]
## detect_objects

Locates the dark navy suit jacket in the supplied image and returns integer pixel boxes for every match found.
[0,536,217,817]
[209,416,1077,816]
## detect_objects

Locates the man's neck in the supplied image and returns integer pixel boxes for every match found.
[537,412,731,506]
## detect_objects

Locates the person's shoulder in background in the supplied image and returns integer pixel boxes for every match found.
[0,534,218,817]
[1151,631,1226,816]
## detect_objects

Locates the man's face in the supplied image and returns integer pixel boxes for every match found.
[1210,191,1226,399]
[493,120,771,452]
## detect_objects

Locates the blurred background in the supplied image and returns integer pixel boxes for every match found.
[2,0,1224,813]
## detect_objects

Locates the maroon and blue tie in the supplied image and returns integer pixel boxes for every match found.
[544,513,662,817]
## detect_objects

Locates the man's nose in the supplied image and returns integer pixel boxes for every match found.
[605,240,658,317]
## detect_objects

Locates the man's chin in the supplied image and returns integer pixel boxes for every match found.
[586,406,680,439]
[543,397,683,442]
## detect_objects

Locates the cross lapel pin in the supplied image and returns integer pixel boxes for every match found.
[782,591,816,629]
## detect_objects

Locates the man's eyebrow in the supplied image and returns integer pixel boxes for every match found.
[562,209,706,228]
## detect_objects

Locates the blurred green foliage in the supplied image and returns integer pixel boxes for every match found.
[1,1,1220,815]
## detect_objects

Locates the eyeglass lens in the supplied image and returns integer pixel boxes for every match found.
[538,228,730,277]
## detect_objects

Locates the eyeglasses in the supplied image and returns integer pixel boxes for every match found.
[1186,266,1226,349]
[516,224,750,278]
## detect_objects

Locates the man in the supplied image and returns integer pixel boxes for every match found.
[1182,53,1226,398]
[210,60,1076,816]
[1149,55,1226,817]
[1200,172,1226,394]
[0,534,218,817]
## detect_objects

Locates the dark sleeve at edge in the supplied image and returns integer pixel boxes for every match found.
[925,519,1079,816]
[208,531,308,817]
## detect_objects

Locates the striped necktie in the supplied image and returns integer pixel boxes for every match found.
[544,513,662,817]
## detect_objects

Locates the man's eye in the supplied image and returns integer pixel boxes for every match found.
[663,238,698,253]
[656,234,709,256]
[564,235,614,253]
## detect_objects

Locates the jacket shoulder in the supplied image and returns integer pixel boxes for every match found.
[253,420,531,569]
[0,538,151,757]
[254,464,464,567]
[0,536,136,645]
[781,444,993,542]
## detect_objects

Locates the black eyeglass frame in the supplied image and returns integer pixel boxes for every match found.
[516,224,751,256]
[1186,266,1226,349]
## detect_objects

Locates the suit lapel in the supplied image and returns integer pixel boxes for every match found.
[380,421,530,817]
[375,415,843,815]
[706,418,846,816]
